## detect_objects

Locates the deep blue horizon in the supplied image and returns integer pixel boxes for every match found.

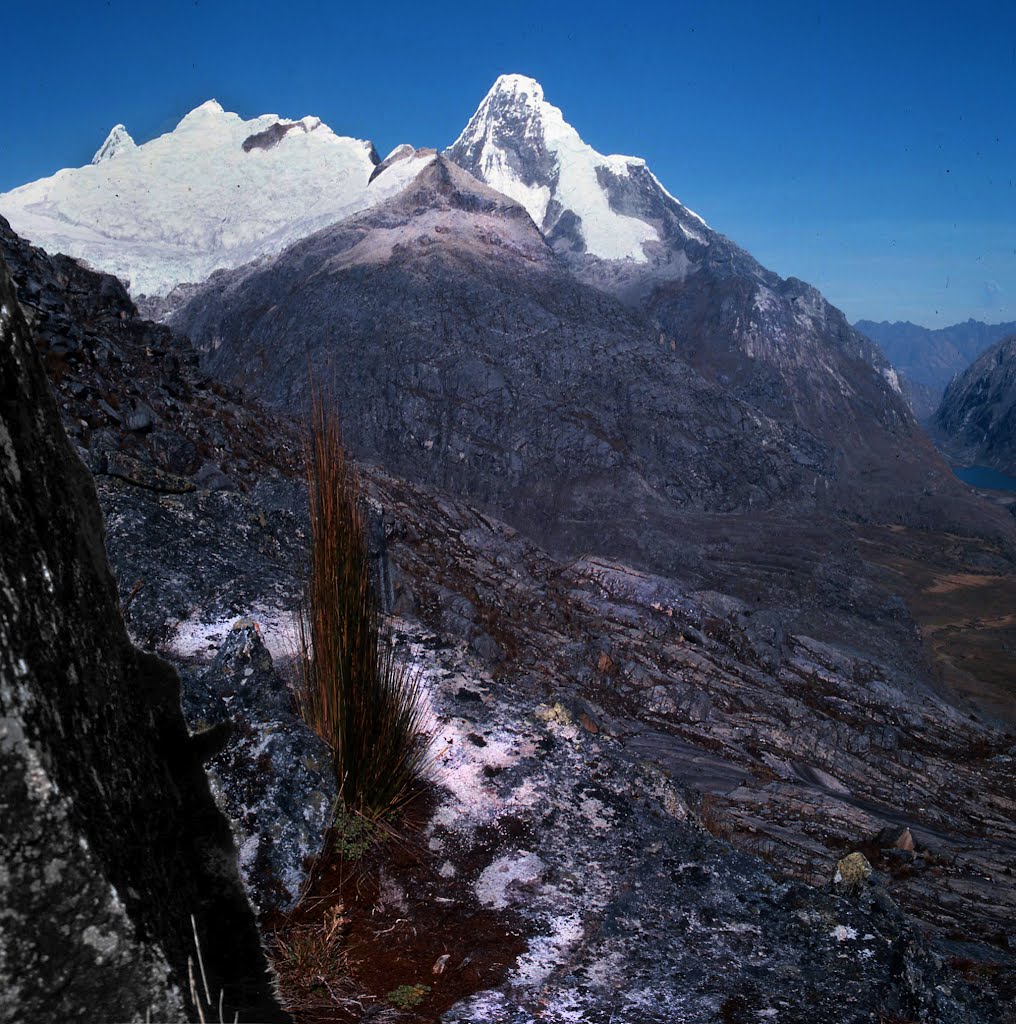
[3,0,1014,327]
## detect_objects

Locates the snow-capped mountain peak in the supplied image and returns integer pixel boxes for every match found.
[91,124,136,164]
[447,74,709,263]
[178,98,227,123]
[3,82,713,299]
[485,73,546,106]
[0,101,431,298]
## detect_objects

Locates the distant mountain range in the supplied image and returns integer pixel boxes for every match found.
[854,318,1016,420]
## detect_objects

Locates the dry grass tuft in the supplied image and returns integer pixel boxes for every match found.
[268,906,363,1019]
[296,386,429,819]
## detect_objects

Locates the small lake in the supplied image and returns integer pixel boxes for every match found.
[953,465,1016,493]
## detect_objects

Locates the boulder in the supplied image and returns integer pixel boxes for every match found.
[834,852,875,892]
[186,621,337,913]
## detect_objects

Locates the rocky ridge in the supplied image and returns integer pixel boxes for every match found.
[171,156,836,536]
[934,334,1016,476]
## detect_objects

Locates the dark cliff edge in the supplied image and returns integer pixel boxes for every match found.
[0,259,288,1021]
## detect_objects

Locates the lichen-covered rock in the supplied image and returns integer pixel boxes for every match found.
[410,631,995,1024]
[0,259,287,1022]
[834,852,875,892]
[188,622,337,914]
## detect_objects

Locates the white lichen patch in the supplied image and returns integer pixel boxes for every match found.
[511,912,584,986]
[0,420,21,484]
[410,644,530,832]
[43,859,65,886]
[166,608,299,665]
[22,742,57,803]
[82,924,120,961]
[579,795,614,830]
[721,921,763,936]
[830,924,858,942]
[474,850,544,910]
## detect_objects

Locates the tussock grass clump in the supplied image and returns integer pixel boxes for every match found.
[296,389,428,818]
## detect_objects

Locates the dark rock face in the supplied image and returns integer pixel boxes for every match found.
[243,121,303,152]
[171,158,835,554]
[0,259,287,1021]
[183,622,337,914]
[574,218,948,526]
[934,335,1016,475]
[857,318,1016,420]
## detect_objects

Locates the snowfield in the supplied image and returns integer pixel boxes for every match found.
[0,100,428,298]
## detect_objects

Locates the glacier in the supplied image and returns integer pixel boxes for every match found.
[0,100,416,297]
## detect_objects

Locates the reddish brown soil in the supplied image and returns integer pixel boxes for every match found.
[266,789,531,1023]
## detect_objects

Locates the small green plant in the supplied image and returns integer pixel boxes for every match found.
[296,385,429,819]
[332,804,375,860]
[386,984,431,1009]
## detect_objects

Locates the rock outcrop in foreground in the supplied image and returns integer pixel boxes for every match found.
[0,260,288,1022]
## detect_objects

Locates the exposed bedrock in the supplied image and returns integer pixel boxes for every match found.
[0,259,288,1022]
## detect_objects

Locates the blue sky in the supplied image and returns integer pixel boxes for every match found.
[2,0,1014,326]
